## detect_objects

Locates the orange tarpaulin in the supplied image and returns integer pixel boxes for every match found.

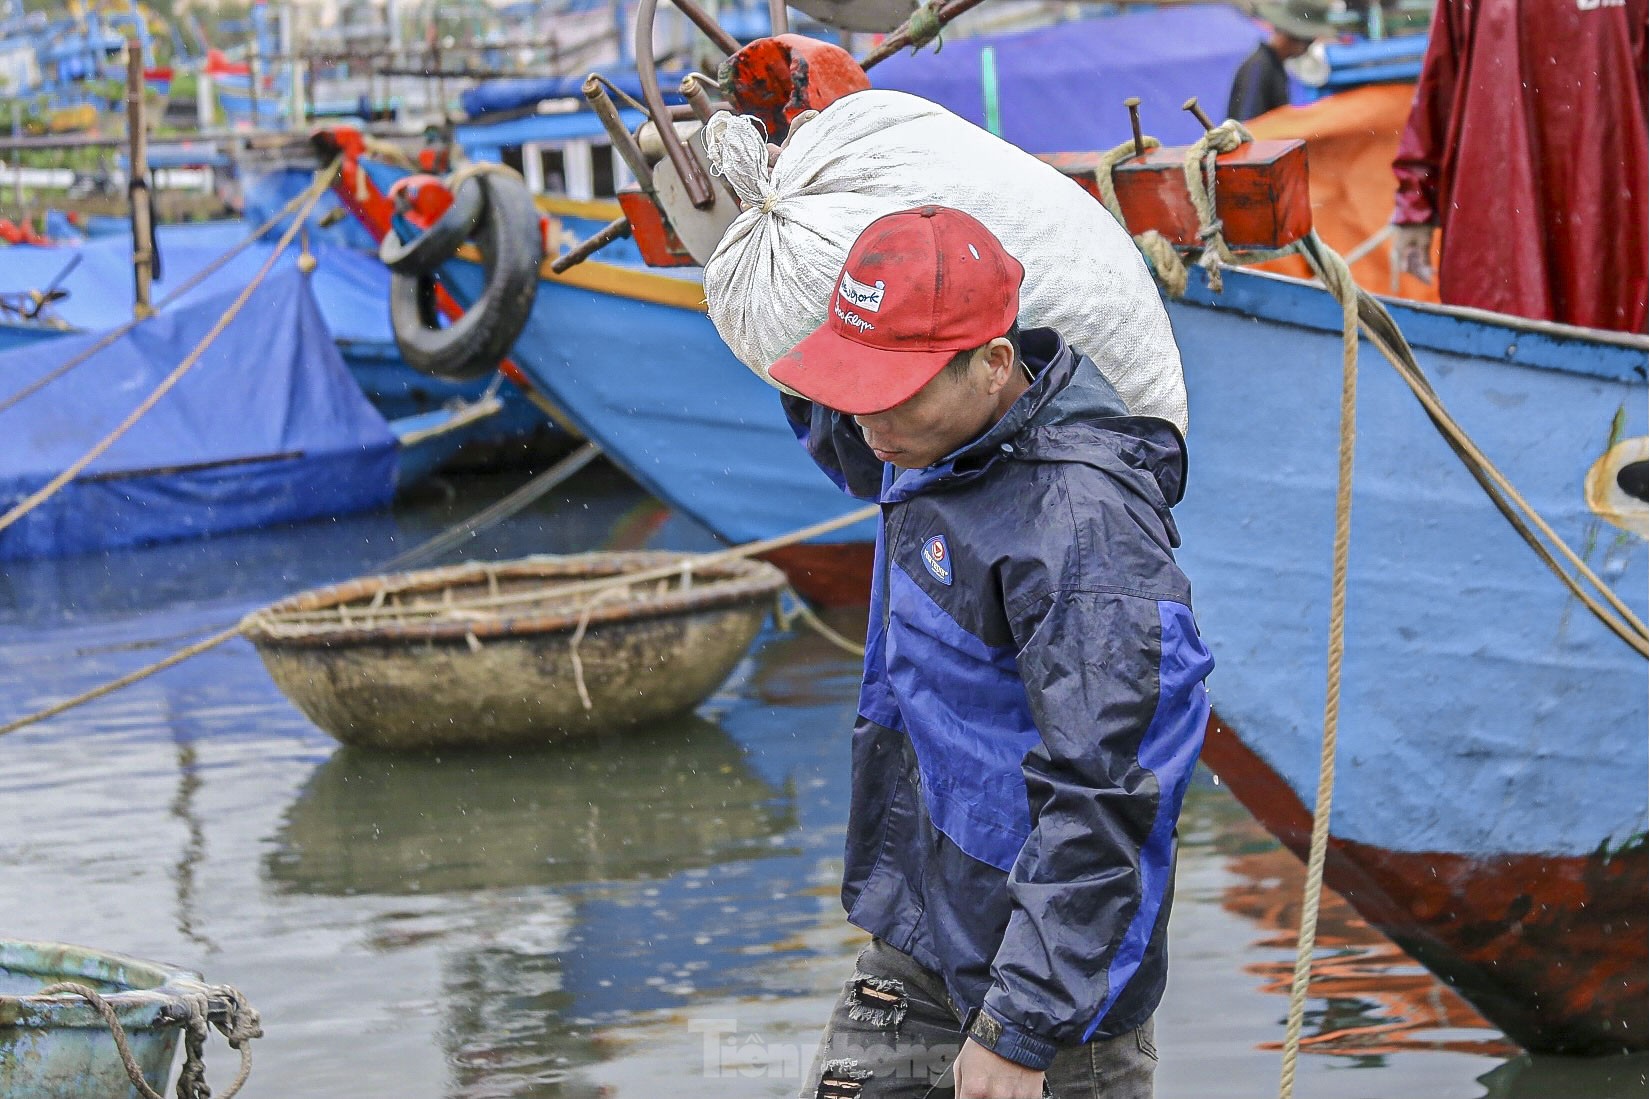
[1244,83,1440,304]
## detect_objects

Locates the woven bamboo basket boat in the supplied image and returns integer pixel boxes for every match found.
[242,552,788,750]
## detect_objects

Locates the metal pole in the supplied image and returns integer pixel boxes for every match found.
[125,46,153,319]
[583,75,654,191]
[550,216,631,273]
[634,0,715,207]
[860,0,990,70]
[680,73,718,124]
[768,0,789,35]
[660,0,741,57]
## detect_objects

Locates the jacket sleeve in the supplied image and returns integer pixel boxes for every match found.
[973,589,1212,1070]
[1392,0,1462,225]
[780,392,884,501]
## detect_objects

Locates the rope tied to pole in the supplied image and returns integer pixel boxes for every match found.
[1091,134,1188,297]
[39,981,262,1099]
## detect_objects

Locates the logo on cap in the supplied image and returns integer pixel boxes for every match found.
[838,271,887,313]
[921,535,953,586]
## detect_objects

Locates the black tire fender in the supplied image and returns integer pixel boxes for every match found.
[378,175,485,276]
[389,170,544,382]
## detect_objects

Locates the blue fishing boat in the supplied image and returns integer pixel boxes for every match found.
[0,264,490,560]
[0,220,560,460]
[326,0,1647,1052]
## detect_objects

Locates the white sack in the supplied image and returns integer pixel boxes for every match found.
[702,89,1188,433]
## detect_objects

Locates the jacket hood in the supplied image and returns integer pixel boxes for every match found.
[886,327,1189,512]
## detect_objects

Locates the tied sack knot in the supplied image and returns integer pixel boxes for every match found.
[704,111,781,215]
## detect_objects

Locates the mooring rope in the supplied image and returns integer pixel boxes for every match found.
[378,441,604,573]
[39,980,261,1099]
[0,158,341,541]
[0,163,343,419]
[1276,226,1359,1099]
[775,588,866,657]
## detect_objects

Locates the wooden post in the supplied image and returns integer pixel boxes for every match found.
[247,36,261,129]
[433,41,445,123]
[125,46,154,318]
[10,102,22,213]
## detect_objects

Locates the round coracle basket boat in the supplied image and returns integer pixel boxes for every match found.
[242,551,789,750]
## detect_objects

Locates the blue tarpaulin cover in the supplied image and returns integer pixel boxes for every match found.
[0,266,398,560]
[872,6,1264,154]
[0,221,394,345]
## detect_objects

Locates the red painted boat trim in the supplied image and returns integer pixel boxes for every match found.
[761,542,874,608]
[1200,713,1648,1055]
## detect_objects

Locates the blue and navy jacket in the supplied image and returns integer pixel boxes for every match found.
[784,328,1214,1070]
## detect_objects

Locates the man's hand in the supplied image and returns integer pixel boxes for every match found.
[1394,223,1436,283]
[953,1038,1045,1098]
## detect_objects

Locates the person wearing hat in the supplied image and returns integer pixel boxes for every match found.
[1225,0,1334,121]
[772,205,1213,1099]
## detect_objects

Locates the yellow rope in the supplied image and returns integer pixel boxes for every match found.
[0,158,341,541]
[1276,238,1359,1099]
[1090,135,1189,298]
[0,624,245,737]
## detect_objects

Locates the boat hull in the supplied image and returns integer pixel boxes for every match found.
[1203,715,1647,1054]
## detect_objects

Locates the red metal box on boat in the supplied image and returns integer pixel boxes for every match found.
[615,190,700,268]
[1045,138,1311,252]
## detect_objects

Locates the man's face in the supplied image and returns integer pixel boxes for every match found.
[850,341,1016,470]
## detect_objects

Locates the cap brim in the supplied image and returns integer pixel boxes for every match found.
[769,324,957,416]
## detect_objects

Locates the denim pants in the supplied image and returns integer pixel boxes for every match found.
[801,939,1157,1099]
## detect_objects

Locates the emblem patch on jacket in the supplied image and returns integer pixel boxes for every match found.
[921,535,953,585]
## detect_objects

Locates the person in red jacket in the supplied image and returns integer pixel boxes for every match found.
[1391,0,1648,333]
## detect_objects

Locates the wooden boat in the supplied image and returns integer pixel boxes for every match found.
[0,940,217,1098]
[244,552,789,750]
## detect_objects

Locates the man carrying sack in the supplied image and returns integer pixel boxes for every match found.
[772,204,1214,1099]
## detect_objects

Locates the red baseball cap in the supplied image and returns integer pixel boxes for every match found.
[769,205,1024,416]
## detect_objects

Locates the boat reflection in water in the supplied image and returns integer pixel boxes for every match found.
[266,714,798,895]
[266,713,799,1096]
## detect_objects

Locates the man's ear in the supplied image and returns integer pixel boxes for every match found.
[982,337,1018,394]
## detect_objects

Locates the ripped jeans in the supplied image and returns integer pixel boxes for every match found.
[801,939,1156,1099]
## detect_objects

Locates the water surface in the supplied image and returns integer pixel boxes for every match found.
[0,466,1641,1098]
